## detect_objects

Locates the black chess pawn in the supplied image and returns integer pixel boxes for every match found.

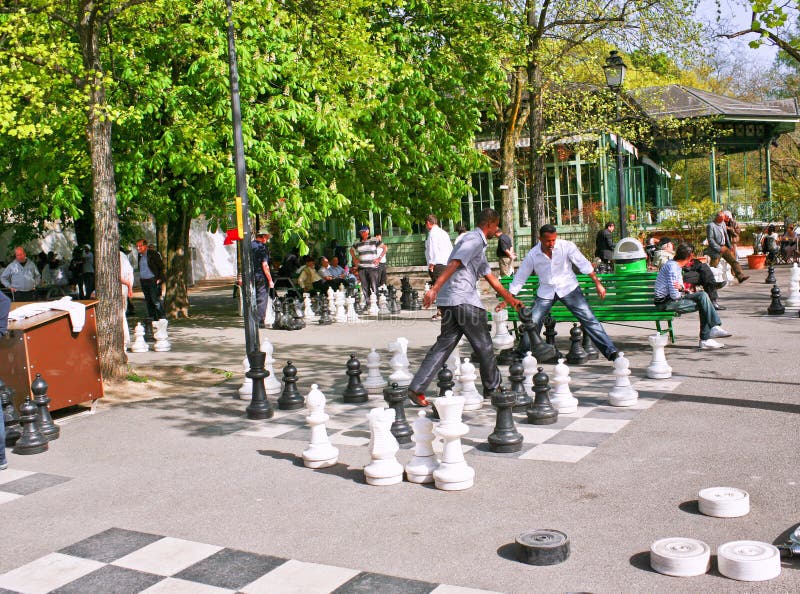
[581,324,599,360]
[400,277,413,310]
[272,297,285,329]
[543,316,563,360]
[30,374,59,441]
[277,361,305,410]
[0,379,21,446]
[410,289,421,310]
[281,299,296,330]
[765,265,776,284]
[342,354,369,403]
[526,367,558,425]
[13,396,48,455]
[488,388,523,453]
[383,382,412,444]
[289,298,306,330]
[509,356,531,412]
[432,363,455,419]
[317,296,333,325]
[388,285,401,314]
[767,284,786,315]
[565,323,589,365]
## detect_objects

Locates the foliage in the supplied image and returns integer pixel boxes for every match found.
[659,198,719,245]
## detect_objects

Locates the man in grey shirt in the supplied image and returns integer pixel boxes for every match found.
[407,208,522,406]
[705,211,748,283]
[1,247,40,302]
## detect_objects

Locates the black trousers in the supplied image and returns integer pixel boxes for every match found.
[255,277,269,322]
[683,261,718,302]
[9,290,35,302]
[140,279,164,320]
[409,304,500,395]
[358,267,381,301]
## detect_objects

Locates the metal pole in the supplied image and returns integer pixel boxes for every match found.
[615,92,627,237]
[224,0,272,419]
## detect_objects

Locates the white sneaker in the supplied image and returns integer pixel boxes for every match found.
[699,338,725,349]
[709,326,732,339]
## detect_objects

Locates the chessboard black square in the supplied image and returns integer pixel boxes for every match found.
[469,443,536,458]
[332,571,438,594]
[173,548,287,589]
[49,565,161,594]
[583,407,640,420]
[0,473,71,496]
[59,528,162,564]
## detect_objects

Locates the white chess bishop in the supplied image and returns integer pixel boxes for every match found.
[550,358,578,413]
[363,348,388,395]
[388,337,413,386]
[432,391,474,491]
[491,308,514,351]
[130,322,149,353]
[303,385,339,469]
[646,333,672,379]
[608,352,638,407]
[364,407,403,486]
[405,410,438,484]
[457,358,482,411]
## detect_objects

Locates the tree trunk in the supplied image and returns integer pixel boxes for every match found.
[527,62,547,234]
[497,68,527,243]
[164,202,191,319]
[79,11,125,380]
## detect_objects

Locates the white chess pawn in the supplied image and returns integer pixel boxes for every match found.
[153,319,171,352]
[335,292,347,323]
[345,296,359,323]
[364,407,403,486]
[260,337,283,395]
[550,358,578,413]
[458,358,482,411]
[363,348,388,395]
[608,352,638,407]
[130,322,149,352]
[405,410,438,483]
[303,384,339,469]
[238,354,252,398]
[303,293,318,322]
[646,333,672,379]
[378,291,390,315]
[491,308,514,351]
[388,337,413,386]
[368,292,380,316]
[522,351,537,395]
[432,391,474,491]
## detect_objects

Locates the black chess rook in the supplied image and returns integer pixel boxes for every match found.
[488,388,523,453]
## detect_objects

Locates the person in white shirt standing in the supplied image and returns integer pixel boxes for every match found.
[120,250,135,350]
[424,214,453,321]
[500,224,619,361]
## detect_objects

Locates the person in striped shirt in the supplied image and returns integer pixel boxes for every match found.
[653,242,732,350]
[350,225,386,303]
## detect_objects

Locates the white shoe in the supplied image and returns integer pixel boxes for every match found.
[709,326,732,339]
[699,338,725,349]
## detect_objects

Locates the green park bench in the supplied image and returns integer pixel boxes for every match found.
[488,271,677,343]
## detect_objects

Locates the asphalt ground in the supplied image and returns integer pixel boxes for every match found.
[1,266,798,593]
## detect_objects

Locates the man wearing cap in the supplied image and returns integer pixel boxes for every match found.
[350,225,386,303]
[1,247,40,302]
[251,232,274,328]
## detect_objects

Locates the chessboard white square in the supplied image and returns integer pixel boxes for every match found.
[519,444,594,463]
[559,405,594,418]
[0,491,23,504]
[430,585,505,594]
[235,423,298,439]
[633,379,681,392]
[0,552,104,594]
[241,559,359,594]
[564,418,630,433]
[515,426,560,444]
[328,432,370,446]
[0,468,36,485]
[112,537,222,576]
[141,577,236,593]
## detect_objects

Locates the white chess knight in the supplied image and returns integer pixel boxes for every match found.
[303,293,318,322]
[302,384,339,469]
[260,337,283,395]
[368,292,380,316]
[364,407,403,486]
[787,263,800,307]
[522,351,537,395]
[334,290,347,323]
[491,307,514,351]
[388,337,413,386]
[152,319,171,352]
[550,358,578,413]
[238,355,253,398]
[432,390,474,491]
[405,410,438,484]
[363,348,388,395]
[646,333,672,379]
[345,296,359,323]
[130,322,149,353]
[457,358,482,411]
[608,352,639,407]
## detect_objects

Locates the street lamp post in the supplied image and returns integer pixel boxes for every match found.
[604,50,628,238]
[224,0,273,420]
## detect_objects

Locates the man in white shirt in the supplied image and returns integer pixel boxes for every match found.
[424,214,453,321]
[120,250,134,349]
[502,224,619,361]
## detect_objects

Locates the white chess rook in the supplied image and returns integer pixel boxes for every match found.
[364,407,404,486]
[432,391,475,491]
[130,322,149,353]
[303,384,339,469]
[646,333,672,379]
[608,352,638,407]
[363,348,388,395]
[457,358,482,411]
[491,308,514,351]
[550,358,578,413]
[388,337,413,387]
[405,410,438,484]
